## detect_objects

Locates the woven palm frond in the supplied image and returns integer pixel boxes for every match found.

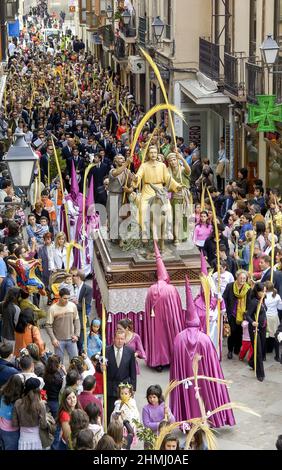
[208,402,261,419]
[200,274,211,336]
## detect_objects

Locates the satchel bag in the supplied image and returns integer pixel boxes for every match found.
[223,320,231,338]
[39,411,56,449]
[215,161,225,177]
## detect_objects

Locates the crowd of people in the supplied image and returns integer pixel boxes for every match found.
[0,2,282,451]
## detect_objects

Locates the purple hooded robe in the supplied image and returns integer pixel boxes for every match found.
[143,241,185,367]
[170,276,236,428]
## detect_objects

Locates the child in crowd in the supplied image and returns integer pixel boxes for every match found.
[68,354,95,395]
[194,203,201,225]
[90,354,103,403]
[160,434,180,451]
[239,313,253,362]
[84,402,104,446]
[264,281,282,359]
[111,383,139,448]
[37,216,50,245]
[87,319,102,358]
[142,384,175,448]
[111,383,140,429]
[59,273,77,303]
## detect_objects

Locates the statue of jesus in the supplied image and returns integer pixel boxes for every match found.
[132,145,182,244]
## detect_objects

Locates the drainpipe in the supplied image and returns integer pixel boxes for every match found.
[229,104,235,181]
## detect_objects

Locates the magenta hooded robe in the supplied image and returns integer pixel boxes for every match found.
[170,275,235,428]
[143,241,185,368]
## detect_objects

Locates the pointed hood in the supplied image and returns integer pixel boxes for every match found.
[200,251,208,276]
[154,240,170,283]
[86,174,94,210]
[185,275,200,328]
[71,159,79,199]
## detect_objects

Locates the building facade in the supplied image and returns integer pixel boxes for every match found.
[76,0,282,189]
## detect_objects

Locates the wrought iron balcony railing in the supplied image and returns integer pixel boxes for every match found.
[224,53,246,98]
[199,37,220,81]
[245,61,265,103]
[114,37,126,60]
[138,16,147,46]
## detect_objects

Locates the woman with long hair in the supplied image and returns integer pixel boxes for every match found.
[0,287,21,348]
[246,283,267,382]
[14,308,45,358]
[12,377,47,450]
[107,412,134,450]
[54,232,73,270]
[57,387,81,450]
[0,375,23,450]
[69,409,89,449]
[44,355,65,419]
[26,343,46,378]
[255,222,266,252]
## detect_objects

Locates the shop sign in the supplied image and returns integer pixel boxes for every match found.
[248,95,282,132]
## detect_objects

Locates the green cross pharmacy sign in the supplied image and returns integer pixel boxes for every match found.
[248,95,282,132]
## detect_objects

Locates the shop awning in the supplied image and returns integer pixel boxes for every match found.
[179,79,231,105]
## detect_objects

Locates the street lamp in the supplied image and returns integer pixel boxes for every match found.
[152,16,165,42]
[3,133,38,189]
[121,9,131,26]
[260,34,279,66]
[106,5,113,20]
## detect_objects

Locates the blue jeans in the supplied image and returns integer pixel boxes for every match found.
[57,438,68,450]
[47,400,61,450]
[0,428,20,450]
[47,400,59,419]
[54,340,78,363]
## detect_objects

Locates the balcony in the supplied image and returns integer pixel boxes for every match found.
[119,25,136,43]
[245,62,265,103]
[199,38,220,82]
[273,65,282,104]
[224,53,246,100]
[86,11,100,31]
[113,37,127,62]
[99,25,114,49]
[138,16,147,47]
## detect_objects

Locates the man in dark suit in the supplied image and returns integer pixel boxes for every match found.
[90,119,102,140]
[105,109,118,135]
[204,224,230,267]
[62,138,75,160]
[99,130,112,153]
[85,136,100,155]
[88,154,110,204]
[72,270,93,355]
[40,144,54,184]
[105,330,136,424]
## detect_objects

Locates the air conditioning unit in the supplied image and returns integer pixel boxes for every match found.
[128,56,145,74]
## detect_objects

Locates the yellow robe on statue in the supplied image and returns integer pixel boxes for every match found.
[134,161,181,235]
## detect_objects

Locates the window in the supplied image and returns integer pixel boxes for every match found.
[139,0,146,17]
[163,0,172,40]
[249,0,257,60]
[79,0,87,23]
[274,0,282,58]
